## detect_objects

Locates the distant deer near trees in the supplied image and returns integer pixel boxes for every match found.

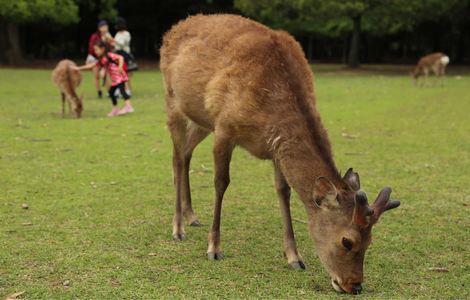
[52,59,83,118]
[411,52,450,86]
[160,14,400,294]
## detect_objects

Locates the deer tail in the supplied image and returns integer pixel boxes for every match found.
[440,55,450,65]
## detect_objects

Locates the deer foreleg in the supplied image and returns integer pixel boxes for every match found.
[207,133,234,260]
[274,164,305,270]
[61,93,66,117]
[68,101,72,116]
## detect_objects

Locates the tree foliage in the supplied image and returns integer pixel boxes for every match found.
[1,0,469,65]
[236,0,466,36]
[78,0,118,20]
[0,0,80,24]
[235,0,466,67]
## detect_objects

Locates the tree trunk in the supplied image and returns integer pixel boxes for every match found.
[0,19,23,65]
[455,29,465,63]
[402,34,408,60]
[347,15,361,68]
[0,19,8,64]
[307,35,313,62]
[342,35,349,64]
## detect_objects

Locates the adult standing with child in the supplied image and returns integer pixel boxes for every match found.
[86,20,114,99]
[114,17,137,94]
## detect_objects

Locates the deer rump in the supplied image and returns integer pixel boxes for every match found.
[51,59,83,118]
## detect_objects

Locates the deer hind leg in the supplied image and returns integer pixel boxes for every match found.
[274,164,305,270]
[182,122,209,226]
[61,93,66,118]
[432,65,441,86]
[168,114,190,241]
[207,131,235,260]
[439,65,446,86]
[423,68,429,87]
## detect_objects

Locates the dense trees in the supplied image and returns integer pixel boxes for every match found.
[115,0,234,59]
[0,0,78,63]
[0,0,469,65]
[0,0,121,64]
[235,0,469,68]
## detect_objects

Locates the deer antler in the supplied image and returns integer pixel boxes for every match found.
[353,191,373,227]
[371,187,400,222]
[354,188,400,227]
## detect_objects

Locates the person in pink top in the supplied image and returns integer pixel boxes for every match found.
[76,41,135,117]
[87,20,114,99]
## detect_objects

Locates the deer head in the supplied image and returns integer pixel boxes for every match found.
[74,95,84,118]
[308,168,400,294]
[410,68,420,85]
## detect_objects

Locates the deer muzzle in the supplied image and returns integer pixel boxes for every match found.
[332,279,363,294]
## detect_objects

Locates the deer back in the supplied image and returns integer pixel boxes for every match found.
[160,15,319,157]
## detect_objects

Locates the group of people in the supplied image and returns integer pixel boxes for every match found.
[75,18,137,117]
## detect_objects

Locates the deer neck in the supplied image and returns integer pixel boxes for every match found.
[270,121,342,201]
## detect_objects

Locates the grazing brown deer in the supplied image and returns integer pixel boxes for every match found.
[160,14,400,294]
[411,52,449,86]
[52,59,83,118]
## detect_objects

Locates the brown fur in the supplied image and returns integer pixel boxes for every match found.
[411,52,449,86]
[51,59,83,118]
[160,14,398,294]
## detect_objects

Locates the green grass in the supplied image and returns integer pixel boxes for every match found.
[0,66,469,299]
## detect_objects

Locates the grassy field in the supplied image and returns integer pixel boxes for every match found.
[0,66,469,299]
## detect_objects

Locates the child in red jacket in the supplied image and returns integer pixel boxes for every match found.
[77,41,134,117]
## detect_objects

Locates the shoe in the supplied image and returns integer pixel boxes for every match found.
[107,107,120,117]
[117,105,134,115]
[98,90,102,99]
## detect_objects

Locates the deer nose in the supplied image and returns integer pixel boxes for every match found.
[351,283,362,295]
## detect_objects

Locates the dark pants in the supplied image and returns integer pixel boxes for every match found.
[108,82,130,106]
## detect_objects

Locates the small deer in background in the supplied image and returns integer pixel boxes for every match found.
[411,52,449,86]
[52,60,83,118]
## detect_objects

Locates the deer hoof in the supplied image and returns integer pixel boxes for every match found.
[207,252,224,260]
[189,220,202,227]
[172,233,186,241]
[289,261,306,270]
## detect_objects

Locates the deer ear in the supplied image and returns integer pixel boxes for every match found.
[343,168,360,191]
[312,177,338,209]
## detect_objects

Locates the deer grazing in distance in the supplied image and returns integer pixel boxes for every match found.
[411,52,450,86]
[160,14,400,294]
[52,59,83,118]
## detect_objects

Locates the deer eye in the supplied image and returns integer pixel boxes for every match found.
[342,237,353,251]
